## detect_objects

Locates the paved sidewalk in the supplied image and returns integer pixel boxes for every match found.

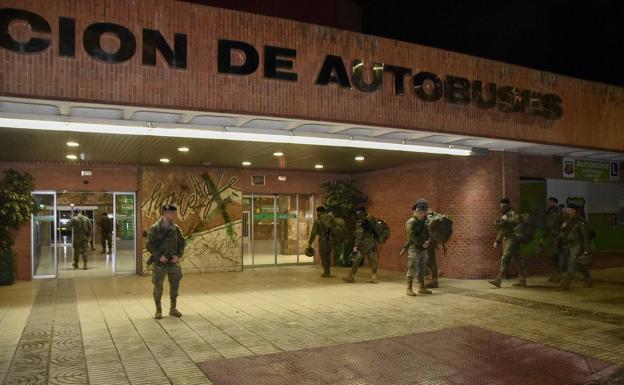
[1,266,623,384]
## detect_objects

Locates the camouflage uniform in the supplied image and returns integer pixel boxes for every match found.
[535,206,564,278]
[99,215,113,253]
[426,210,439,287]
[147,218,186,312]
[309,212,334,276]
[405,215,430,280]
[489,208,527,287]
[70,213,92,269]
[350,213,378,276]
[560,215,592,289]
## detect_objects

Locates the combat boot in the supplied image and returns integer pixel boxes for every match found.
[154,302,162,319]
[583,278,594,288]
[512,273,527,287]
[342,272,355,283]
[560,275,571,291]
[367,273,378,284]
[83,261,88,270]
[426,268,439,288]
[72,261,78,269]
[406,278,416,296]
[417,279,432,295]
[169,299,182,317]
[488,272,503,288]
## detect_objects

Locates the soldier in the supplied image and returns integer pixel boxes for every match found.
[405,200,432,296]
[98,212,113,254]
[147,204,186,319]
[535,197,564,282]
[425,208,440,289]
[343,206,379,284]
[488,198,527,288]
[70,210,92,270]
[559,198,592,290]
[308,206,335,277]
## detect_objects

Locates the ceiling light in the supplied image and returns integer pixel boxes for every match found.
[315,164,324,169]
[355,155,365,161]
[178,146,189,152]
[159,158,170,163]
[273,152,284,157]
[242,161,251,166]
[0,117,472,156]
[66,141,79,147]
[66,154,77,160]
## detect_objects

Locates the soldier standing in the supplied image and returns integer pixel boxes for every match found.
[488,198,527,288]
[308,206,335,277]
[147,204,186,319]
[98,212,113,254]
[560,198,593,290]
[405,200,432,296]
[343,206,379,284]
[425,208,439,289]
[535,197,564,282]
[70,210,92,270]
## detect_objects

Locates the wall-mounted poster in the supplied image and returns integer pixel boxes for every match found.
[563,158,620,182]
[141,167,243,273]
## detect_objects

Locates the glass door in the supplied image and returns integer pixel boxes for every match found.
[252,195,276,265]
[32,191,57,278]
[113,192,136,273]
[276,194,299,264]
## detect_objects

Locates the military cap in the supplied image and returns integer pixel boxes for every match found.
[161,204,177,212]
[413,198,428,211]
[548,197,558,203]
[566,197,585,209]
[316,206,326,213]
[500,198,511,205]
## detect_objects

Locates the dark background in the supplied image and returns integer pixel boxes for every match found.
[182,0,624,87]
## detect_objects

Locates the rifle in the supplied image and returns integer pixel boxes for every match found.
[399,240,411,256]
[144,227,173,273]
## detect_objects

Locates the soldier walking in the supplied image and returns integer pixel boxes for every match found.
[147,204,186,319]
[343,206,379,284]
[70,210,92,270]
[405,199,432,296]
[488,198,527,288]
[534,197,564,282]
[560,197,593,290]
[308,206,335,277]
[98,212,113,254]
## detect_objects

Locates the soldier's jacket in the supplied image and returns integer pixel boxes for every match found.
[70,213,92,244]
[560,215,590,257]
[355,214,377,252]
[543,207,564,238]
[147,218,186,264]
[494,209,520,242]
[308,213,334,244]
[406,215,430,250]
[99,216,113,234]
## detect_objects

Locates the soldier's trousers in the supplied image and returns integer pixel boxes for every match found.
[565,247,592,282]
[101,232,112,251]
[351,249,378,274]
[427,245,437,275]
[319,238,331,275]
[499,239,524,273]
[73,241,89,265]
[407,247,429,280]
[152,263,183,303]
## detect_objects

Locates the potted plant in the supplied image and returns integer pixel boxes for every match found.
[0,169,37,285]
[320,180,366,266]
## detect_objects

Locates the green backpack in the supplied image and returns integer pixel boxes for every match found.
[514,213,534,243]
[373,217,390,244]
[427,213,453,242]
[331,217,347,243]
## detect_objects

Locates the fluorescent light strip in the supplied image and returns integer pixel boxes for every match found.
[0,117,472,156]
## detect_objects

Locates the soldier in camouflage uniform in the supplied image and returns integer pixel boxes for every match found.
[98,212,113,254]
[425,208,439,289]
[405,199,432,296]
[534,197,564,282]
[488,198,527,288]
[70,210,92,270]
[308,206,335,277]
[559,198,592,290]
[343,206,379,284]
[147,204,186,319]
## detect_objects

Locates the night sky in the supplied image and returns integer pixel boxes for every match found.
[357,0,624,87]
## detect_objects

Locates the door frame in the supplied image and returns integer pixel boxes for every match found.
[112,191,137,274]
[31,190,57,279]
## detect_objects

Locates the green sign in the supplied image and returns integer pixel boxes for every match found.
[563,158,620,182]
[254,213,297,220]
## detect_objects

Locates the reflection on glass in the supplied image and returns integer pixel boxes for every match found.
[242,196,252,266]
[32,193,56,277]
[114,193,136,273]
[276,195,298,264]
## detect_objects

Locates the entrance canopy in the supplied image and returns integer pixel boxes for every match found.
[1,97,623,172]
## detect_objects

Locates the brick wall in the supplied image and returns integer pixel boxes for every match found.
[0,0,622,152]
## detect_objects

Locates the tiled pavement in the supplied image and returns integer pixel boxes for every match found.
[1,266,624,384]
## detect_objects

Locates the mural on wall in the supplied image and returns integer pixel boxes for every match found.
[141,167,243,273]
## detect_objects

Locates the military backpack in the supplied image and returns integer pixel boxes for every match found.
[331,217,347,243]
[427,213,453,242]
[514,213,535,243]
[372,217,390,243]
